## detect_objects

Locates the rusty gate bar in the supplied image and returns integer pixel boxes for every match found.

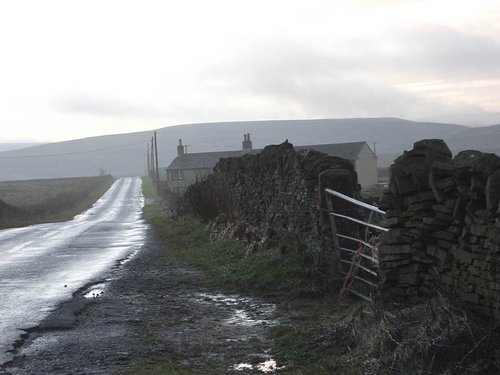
[324,188,388,302]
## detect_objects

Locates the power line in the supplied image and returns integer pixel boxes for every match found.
[0,140,149,159]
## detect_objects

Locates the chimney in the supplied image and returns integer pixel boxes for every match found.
[242,133,253,151]
[177,139,185,156]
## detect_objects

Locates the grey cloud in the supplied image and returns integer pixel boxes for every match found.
[199,41,447,117]
[386,25,500,78]
[200,40,361,95]
[55,93,166,118]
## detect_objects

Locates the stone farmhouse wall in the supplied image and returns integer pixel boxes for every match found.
[177,141,359,271]
[379,139,500,320]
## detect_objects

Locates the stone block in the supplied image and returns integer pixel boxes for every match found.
[413,139,452,158]
[431,161,455,176]
[380,216,404,227]
[486,172,500,211]
[413,255,435,265]
[399,272,420,285]
[472,259,489,271]
[403,191,436,205]
[446,225,463,235]
[429,174,446,203]
[319,168,357,208]
[484,240,500,252]
[385,208,401,218]
[435,212,453,222]
[392,173,417,196]
[454,248,474,264]
[432,204,453,214]
[411,241,426,250]
[433,247,449,263]
[380,259,413,269]
[436,176,458,190]
[423,217,446,226]
[460,292,480,304]
[399,263,426,274]
[381,244,412,255]
[453,150,486,171]
[408,228,426,238]
[470,224,489,237]
[445,198,457,209]
[379,270,399,283]
[474,209,492,220]
[382,228,412,244]
[405,222,434,231]
[456,184,471,196]
[469,266,481,276]
[431,230,456,242]
[471,176,486,193]
[437,240,454,251]
[408,201,434,212]
[476,286,493,299]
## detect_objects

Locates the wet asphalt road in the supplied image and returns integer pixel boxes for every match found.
[0,177,147,365]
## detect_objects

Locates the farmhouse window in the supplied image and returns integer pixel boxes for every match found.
[171,169,184,180]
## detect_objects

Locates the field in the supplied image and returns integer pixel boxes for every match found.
[0,175,114,228]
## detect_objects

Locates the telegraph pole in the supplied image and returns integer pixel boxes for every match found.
[154,131,160,195]
[146,143,150,177]
[150,137,155,180]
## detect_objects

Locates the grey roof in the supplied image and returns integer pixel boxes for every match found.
[166,141,369,170]
[295,142,368,160]
[167,150,260,170]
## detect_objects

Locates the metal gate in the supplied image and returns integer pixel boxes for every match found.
[324,188,388,302]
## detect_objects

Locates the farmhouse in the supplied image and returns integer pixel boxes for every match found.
[165,135,377,194]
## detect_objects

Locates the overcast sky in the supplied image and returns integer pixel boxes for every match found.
[1,0,499,142]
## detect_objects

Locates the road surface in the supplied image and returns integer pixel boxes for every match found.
[0,177,147,365]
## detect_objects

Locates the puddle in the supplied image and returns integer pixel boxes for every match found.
[225,309,269,327]
[193,293,278,328]
[195,293,243,306]
[119,249,140,265]
[257,359,284,373]
[193,292,283,372]
[234,363,254,371]
[83,284,105,299]
[234,359,284,373]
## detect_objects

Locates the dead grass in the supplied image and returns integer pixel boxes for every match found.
[0,176,108,209]
[299,294,500,374]
[0,175,114,228]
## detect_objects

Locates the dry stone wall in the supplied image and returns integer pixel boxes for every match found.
[177,141,359,273]
[380,139,500,320]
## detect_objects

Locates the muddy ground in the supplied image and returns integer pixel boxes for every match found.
[2,227,289,374]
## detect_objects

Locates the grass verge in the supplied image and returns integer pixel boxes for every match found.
[142,178,322,296]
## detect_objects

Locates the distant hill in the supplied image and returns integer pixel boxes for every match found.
[0,143,45,153]
[0,117,499,181]
[419,112,500,127]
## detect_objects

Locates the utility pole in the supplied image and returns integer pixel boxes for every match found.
[146,143,150,177]
[150,137,155,180]
[154,130,160,195]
